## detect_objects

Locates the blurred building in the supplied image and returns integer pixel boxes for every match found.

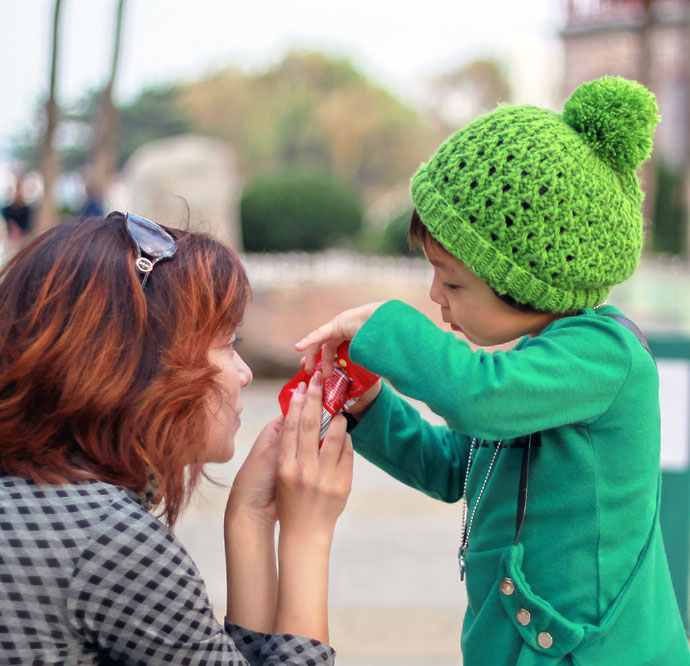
[561,0,689,166]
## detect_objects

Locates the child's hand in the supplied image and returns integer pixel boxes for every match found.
[345,378,382,421]
[295,302,384,378]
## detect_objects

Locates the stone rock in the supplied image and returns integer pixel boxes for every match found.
[120,134,242,249]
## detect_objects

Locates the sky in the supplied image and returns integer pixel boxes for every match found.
[0,0,564,157]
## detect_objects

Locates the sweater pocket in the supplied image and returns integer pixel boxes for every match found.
[496,538,690,666]
[461,547,571,666]
[496,544,584,665]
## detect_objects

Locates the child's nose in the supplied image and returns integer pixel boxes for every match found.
[429,274,447,307]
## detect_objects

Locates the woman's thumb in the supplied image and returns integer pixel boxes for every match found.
[255,415,284,448]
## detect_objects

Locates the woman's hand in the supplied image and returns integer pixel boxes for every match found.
[276,371,353,539]
[295,302,384,378]
[226,416,283,527]
[225,417,284,633]
[273,371,353,643]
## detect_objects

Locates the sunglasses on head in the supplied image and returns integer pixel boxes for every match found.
[124,212,177,287]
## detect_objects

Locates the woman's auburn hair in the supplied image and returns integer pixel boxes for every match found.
[0,213,250,526]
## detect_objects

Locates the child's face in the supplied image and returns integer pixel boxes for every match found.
[424,241,561,345]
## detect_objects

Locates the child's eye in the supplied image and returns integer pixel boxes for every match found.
[444,283,460,291]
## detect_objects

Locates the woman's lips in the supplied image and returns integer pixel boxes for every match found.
[450,323,461,332]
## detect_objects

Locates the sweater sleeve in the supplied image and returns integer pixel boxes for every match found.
[67,502,335,666]
[349,380,471,502]
[349,300,633,441]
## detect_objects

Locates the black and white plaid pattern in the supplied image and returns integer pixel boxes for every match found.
[0,475,336,665]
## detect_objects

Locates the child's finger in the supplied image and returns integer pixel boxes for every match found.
[295,322,336,352]
[320,340,341,378]
[296,371,323,459]
[302,345,320,375]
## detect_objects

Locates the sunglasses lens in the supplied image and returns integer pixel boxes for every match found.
[126,214,176,259]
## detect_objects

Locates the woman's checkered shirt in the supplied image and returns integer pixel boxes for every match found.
[0,475,335,665]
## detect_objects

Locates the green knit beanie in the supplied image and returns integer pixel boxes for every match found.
[410,76,660,313]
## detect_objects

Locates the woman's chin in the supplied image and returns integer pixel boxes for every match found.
[205,439,236,464]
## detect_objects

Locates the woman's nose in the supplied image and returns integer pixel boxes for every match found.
[237,353,253,387]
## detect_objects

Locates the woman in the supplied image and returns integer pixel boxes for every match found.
[0,212,352,665]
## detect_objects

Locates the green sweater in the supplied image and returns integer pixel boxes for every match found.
[349,300,690,666]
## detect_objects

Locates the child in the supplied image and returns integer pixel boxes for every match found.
[296,77,690,665]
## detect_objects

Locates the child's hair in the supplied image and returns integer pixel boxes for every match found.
[0,213,250,526]
[408,209,545,314]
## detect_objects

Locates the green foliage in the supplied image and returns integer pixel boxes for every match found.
[428,58,512,130]
[183,52,428,193]
[379,208,419,256]
[12,86,193,172]
[240,171,364,252]
[116,87,193,168]
[652,162,686,255]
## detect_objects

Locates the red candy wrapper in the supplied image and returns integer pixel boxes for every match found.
[279,341,380,443]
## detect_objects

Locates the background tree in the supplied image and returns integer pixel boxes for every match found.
[424,58,512,131]
[15,85,193,175]
[88,0,126,200]
[35,0,64,234]
[182,52,430,195]
[240,170,363,252]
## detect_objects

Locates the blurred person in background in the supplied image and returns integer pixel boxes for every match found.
[0,212,351,665]
[2,174,33,250]
[80,184,104,218]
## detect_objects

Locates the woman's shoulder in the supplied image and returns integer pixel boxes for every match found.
[0,475,176,550]
[1,475,148,514]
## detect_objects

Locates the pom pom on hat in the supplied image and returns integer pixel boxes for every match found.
[562,76,659,173]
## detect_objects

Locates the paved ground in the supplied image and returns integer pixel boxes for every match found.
[175,380,467,665]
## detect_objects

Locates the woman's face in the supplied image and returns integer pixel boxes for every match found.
[205,333,253,463]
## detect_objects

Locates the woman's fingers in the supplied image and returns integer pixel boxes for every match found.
[318,413,348,469]
[296,372,323,459]
[279,381,307,461]
[338,430,354,468]
[253,415,284,451]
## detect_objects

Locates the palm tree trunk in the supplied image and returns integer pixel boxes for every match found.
[90,0,126,201]
[35,0,63,234]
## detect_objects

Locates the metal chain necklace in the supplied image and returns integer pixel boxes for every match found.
[458,438,503,581]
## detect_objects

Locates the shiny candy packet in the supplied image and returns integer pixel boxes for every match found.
[279,341,381,443]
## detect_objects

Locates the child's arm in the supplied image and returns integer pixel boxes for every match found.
[349,301,634,441]
[346,379,470,503]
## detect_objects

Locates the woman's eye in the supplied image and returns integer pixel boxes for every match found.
[229,337,243,351]
[444,283,460,291]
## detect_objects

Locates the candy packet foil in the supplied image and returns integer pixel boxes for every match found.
[278,341,380,442]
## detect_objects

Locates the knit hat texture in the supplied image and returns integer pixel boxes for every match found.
[410,76,659,313]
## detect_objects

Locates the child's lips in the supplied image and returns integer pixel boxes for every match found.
[442,316,462,332]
